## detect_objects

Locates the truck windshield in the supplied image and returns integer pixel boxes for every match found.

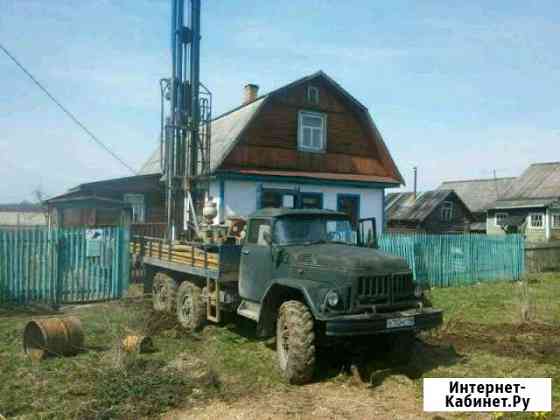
[273,215,355,246]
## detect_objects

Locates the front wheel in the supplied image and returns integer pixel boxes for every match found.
[276,301,316,385]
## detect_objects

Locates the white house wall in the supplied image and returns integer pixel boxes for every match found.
[0,211,46,226]
[209,179,385,233]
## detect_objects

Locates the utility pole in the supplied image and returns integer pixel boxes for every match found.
[493,169,500,199]
[413,166,418,200]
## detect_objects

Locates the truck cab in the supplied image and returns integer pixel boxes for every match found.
[234,208,442,383]
[237,208,441,332]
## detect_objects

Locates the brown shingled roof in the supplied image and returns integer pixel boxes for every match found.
[138,71,403,185]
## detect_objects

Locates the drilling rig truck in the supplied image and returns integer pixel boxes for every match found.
[133,0,443,384]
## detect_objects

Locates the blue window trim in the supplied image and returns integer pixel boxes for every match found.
[337,193,361,226]
[299,192,324,209]
[381,188,385,234]
[258,186,298,209]
[256,183,263,210]
[257,186,325,210]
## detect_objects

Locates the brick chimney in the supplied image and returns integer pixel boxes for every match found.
[243,84,259,104]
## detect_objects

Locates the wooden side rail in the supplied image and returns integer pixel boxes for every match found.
[130,237,220,270]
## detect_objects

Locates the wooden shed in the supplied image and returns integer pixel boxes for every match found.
[385,190,473,233]
[46,174,163,234]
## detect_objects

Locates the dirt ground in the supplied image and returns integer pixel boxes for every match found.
[164,365,494,420]
[165,379,426,420]
[164,320,560,420]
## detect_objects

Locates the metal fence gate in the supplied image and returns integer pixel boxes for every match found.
[0,227,129,305]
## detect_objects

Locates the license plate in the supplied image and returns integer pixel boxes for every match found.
[387,317,415,329]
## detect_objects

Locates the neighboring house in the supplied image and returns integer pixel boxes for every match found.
[385,190,473,233]
[486,162,560,242]
[438,177,516,232]
[137,71,403,234]
[46,174,163,233]
[0,202,47,227]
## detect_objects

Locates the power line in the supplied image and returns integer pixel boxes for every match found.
[0,43,136,174]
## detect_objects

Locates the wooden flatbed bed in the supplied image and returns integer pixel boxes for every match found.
[130,236,242,281]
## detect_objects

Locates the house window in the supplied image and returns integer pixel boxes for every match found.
[441,201,453,221]
[337,194,360,229]
[298,111,326,152]
[495,212,508,227]
[261,189,296,209]
[529,213,544,229]
[551,213,560,229]
[307,86,319,105]
[124,193,145,223]
[300,193,323,209]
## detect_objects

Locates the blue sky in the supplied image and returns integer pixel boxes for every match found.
[1,0,559,202]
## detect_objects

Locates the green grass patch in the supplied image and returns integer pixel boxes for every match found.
[430,274,560,326]
[0,275,559,418]
[0,297,284,419]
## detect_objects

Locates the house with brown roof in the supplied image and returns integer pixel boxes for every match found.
[385,190,473,233]
[438,177,516,232]
[485,162,560,241]
[49,71,404,234]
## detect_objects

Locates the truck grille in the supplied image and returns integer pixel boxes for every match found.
[356,273,414,304]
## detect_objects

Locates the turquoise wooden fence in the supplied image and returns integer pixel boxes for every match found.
[379,233,525,287]
[0,227,130,305]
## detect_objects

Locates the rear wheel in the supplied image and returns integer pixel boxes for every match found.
[276,301,316,385]
[176,281,206,331]
[152,272,177,313]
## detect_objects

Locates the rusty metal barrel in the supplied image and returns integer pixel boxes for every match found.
[23,316,84,361]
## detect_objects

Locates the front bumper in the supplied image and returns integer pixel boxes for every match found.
[324,307,443,336]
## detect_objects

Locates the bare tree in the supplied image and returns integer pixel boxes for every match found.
[32,185,49,225]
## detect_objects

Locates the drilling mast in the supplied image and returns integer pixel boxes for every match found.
[160,0,211,241]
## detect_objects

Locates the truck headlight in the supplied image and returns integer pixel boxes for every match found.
[414,285,423,299]
[326,290,339,307]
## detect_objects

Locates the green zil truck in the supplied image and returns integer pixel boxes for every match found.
[134,208,443,384]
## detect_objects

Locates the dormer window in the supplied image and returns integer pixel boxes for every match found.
[441,201,453,221]
[124,193,145,223]
[298,111,326,152]
[307,86,319,105]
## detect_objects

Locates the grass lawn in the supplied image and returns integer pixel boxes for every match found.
[426,274,560,418]
[0,274,558,419]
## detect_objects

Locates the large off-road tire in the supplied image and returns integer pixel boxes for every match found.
[386,331,415,365]
[152,272,177,313]
[276,301,316,385]
[176,280,206,331]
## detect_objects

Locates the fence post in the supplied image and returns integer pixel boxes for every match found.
[52,229,62,309]
[119,227,131,297]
